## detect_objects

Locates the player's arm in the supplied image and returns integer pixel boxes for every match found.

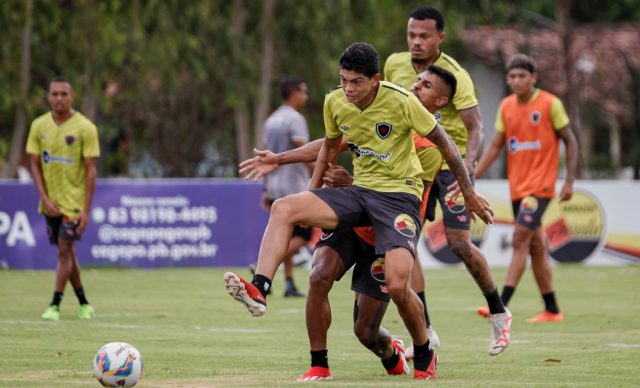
[309,135,343,190]
[474,132,506,178]
[557,124,579,202]
[459,106,484,176]
[426,124,493,224]
[29,154,61,216]
[77,157,97,234]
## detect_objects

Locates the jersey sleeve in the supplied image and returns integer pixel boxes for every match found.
[25,121,41,155]
[323,94,342,139]
[495,103,505,133]
[550,96,570,130]
[82,123,101,158]
[452,70,478,111]
[383,55,393,82]
[406,94,437,137]
[289,113,309,143]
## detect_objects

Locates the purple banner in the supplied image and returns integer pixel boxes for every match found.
[0,179,269,269]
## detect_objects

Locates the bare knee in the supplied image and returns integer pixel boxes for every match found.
[387,281,411,304]
[353,320,375,345]
[270,198,296,221]
[57,241,73,259]
[512,227,533,251]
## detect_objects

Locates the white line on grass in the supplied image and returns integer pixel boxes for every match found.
[606,343,640,348]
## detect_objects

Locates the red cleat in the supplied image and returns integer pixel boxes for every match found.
[526,310,564,323]
[477,306,490,318]
[386,339,410,375]
[297,366,332,382]
[414,353,438,380]
[224,272,267,317]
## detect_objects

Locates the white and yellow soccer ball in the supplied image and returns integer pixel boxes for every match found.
[93,342,144,387]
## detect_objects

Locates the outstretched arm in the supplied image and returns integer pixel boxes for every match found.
[426,124,493,224]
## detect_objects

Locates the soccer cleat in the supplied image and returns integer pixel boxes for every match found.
[41,305,60,321]
[526,310,564,323]
[405,326,440,362]
[477,306,490,318]
[489,308,512,356]
[224,272,267,317]
[77,304,96,320]
[284,287,305,298]
[386,339,410,375]
[297,366,332,382]
[414,353,438,380]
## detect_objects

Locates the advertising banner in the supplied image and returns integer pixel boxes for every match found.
[0,179,268,269]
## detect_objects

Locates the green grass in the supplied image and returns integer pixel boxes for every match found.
[1,265,639,387]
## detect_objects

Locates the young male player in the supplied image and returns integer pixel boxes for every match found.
[226,43,493,380]
[473,54,578,323]
[384,6,511,354]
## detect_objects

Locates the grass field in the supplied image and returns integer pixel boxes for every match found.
[1,265,639,387]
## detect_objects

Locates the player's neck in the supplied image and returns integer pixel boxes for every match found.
[516,88,536,104]
[412,50,440,73]
[355,83,379,111]
[52,109,75,125]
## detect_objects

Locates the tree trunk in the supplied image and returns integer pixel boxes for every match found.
[231,0,251,168]
[556,0,583,178]
[623,54,640,179]
[253,0,276,149]
[2,0,33,179]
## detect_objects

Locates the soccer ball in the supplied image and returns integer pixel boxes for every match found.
[93,342,143,387]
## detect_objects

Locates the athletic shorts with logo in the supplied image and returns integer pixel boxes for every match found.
[429,170,474,230]
[512,196,551,229]
[315,228,389,302]
[45,215,81,245]
[311,185,422,257]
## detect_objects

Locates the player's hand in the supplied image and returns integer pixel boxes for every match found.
[76,210,89,234]
[323,163,353,187]
[239,148,279,181]
[43,197,61,217]
[464,192,494,224]
[559,181,574,202]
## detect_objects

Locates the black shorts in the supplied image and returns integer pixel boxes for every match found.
[512,196,551,230]
[311,185,422,257]
[45,215,81,245]
[315,228,389,302]
[429,170,474,230]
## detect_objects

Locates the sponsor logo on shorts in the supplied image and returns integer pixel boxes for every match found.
[379,285,388,294]
[370,257,385,282]
[508,137,541,153]
[444,191,466,214]
[375,122,393,139]
[530,111,542,125]
[394,214,417,237]
[520,196,539,214]
[319,232,333,241]
[347,142,392,161]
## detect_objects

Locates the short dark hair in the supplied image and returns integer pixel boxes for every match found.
[506,54,537,74]
[280,75,305,100]
[409,7,445,31]
[427,65,457,100]
[339,42,379,78]
[49,76,72,91]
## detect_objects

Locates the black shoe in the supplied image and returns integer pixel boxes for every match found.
[284,288,305,298]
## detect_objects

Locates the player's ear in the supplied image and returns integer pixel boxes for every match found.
[436,96,449,108]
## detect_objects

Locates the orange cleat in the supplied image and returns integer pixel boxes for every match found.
[385,339,410,375]
[476,306,490,318]
[414,353,438,380]
[526,310,564,323]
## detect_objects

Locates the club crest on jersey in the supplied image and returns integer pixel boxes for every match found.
[340,124,350,132]
[530,111,542,125]
[375,122,392,139]
[370,257,385,282]
[65,135,76,146]
[394,214,416,237]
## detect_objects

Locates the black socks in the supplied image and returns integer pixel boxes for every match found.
[485,289,506,314]
[74,287,89,305]
[501,285,515,306]
[310,349,329,368]
[417,291,432,327]
[252,274,272,299]
[413,341,434,371]
[542,292,560,313]
[51,291,64,307]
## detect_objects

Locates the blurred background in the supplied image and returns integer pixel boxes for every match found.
[0,0,639,180]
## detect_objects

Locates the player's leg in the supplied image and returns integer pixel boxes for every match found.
[283,234,306,297]
[68,244,95,319]
[224,190,342,317]
[527,223,563,322]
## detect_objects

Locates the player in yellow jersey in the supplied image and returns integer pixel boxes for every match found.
[238,65,455,381]
[225,43,493,380]
[385,6,511,356]
[26,77,100,321]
